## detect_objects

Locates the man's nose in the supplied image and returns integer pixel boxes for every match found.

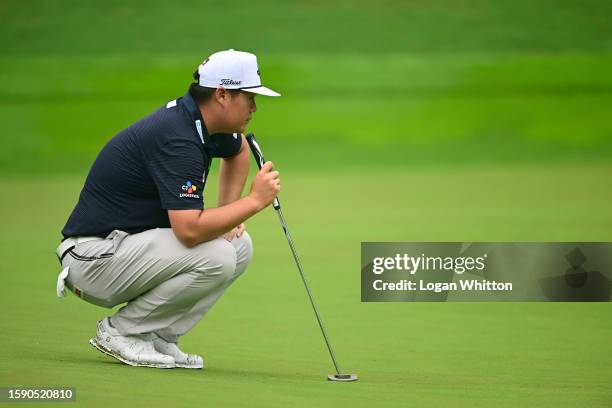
[251,101,257,113]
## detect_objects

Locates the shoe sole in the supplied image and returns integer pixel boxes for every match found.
[175,362,204,369]
[89,338,175,369]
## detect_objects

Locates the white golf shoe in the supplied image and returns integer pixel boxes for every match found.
[89,318,175,369]
[151,333,204,369]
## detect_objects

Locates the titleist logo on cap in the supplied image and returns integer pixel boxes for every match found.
[197,49,281,97]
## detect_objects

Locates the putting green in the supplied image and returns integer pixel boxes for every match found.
[0,164,610,407]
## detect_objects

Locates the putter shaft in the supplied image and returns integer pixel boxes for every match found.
[245,133,348,378]
[275,207,342,375]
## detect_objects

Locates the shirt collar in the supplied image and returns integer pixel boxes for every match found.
[180,91,210,146]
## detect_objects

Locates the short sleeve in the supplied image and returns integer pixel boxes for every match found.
[209,133,243,158]
[146,139,206,210]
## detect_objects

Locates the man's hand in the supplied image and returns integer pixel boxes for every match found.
[248,161,281,210]
[221,223,246,241]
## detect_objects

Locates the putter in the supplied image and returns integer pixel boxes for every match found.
[246,133,358,383]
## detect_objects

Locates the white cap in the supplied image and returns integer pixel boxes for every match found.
[197,49,281,97]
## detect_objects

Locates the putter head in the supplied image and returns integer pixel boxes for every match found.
[327,374,358,382]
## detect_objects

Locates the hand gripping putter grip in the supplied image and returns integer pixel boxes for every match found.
[246,133,358,383]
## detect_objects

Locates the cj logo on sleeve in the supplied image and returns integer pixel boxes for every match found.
[180,180,200,199]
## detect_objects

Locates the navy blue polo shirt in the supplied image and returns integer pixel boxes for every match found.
[61,92,243,239]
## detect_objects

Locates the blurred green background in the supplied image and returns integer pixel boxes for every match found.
[1,1,611,407]
[2,0,612,171]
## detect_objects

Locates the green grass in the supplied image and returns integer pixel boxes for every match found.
[1,164,611,407]
[2,0,612,54]
[1,0,612,406]
[2,52,612,174]
[2,1,612,173]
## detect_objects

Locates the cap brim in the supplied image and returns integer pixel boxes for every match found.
[241,86,281,97]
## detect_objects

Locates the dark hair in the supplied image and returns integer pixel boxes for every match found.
[189,69,240,104]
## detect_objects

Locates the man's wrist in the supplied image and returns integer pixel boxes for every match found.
[243,195,263,213]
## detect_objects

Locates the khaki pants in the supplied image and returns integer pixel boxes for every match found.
[56,228,252,343]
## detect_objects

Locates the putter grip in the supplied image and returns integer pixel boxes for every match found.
[246,133,281,210]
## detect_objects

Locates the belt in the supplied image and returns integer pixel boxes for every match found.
[56,236,102,264]
[55,236,102,299]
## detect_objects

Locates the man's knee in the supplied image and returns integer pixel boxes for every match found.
[192,238,237,282]
[232,230,253,274]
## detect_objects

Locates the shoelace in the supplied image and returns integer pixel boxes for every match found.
[186,354,201,364]
[126,337,152,355]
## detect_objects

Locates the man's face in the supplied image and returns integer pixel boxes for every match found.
[225,91,257,133]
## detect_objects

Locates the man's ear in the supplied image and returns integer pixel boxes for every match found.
[214,87,230,107]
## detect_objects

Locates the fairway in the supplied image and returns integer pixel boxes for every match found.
[1,164,611,407]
